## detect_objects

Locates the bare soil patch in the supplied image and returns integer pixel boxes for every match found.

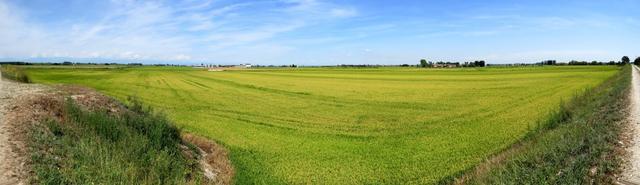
[0,76,47,185]
[182,133,234,185]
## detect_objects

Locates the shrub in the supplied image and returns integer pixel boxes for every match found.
[0,65,31,83]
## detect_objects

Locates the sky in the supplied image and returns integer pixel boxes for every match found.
[0,0,639,65]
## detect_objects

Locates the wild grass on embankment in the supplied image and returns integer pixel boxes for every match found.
[0,65,31,83]
[447,65,631,184]
[29,97,207,184]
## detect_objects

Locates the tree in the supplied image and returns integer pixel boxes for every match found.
[474,60,486,67]
[542,60,556,65]
[634,57,640,66]
[420,59,428,68]
[622,56,630,64]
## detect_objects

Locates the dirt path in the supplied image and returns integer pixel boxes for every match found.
[624,65,640,184]
[0,72,46,185]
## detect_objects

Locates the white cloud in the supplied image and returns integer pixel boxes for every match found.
[280,0,319,11]
[171,54,192,61]
[0,0,357,63]
[329,8,357,18]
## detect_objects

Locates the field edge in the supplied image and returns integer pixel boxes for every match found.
[441,65,630,184]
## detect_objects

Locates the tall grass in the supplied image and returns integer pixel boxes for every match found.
[0,65,31,83]
[29,97,204,184]
[451,65,631,184]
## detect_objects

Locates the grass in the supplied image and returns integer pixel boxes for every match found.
[24,65,620,184]
[454,65,631,184]
[29,97,205,184]
[1,65,31,83]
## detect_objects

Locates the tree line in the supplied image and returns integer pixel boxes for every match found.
[542,56,640,66]
[629,56,640,65]
[416,56,640,68]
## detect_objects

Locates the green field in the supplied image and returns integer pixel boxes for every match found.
[23,66,619,184]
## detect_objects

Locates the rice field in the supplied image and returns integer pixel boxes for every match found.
[23,66,620,184]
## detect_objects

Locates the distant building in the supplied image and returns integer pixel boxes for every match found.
[237,63,252,68]
[433,63,459,68]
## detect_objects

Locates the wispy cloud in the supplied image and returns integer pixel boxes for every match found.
[0,0,357,63]
[329,8,358,18]
[481,50,613,63]
[0,0,637,64]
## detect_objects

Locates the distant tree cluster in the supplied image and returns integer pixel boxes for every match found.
[337,64,383,68]
[566,60,620,65]
[462,60,485,67]
[0,61,197,67]
[152,64,183,66]
[419,59,430,68]
[323,64,418,68]
[0,61,32,65]
[622,56,630,65]
[0,61,125,66]
[487,63,542,67]
[621,56,640,66]
[541,60,557,65]
[539,58,628,66]
[567,60,607,65]
[247,64,298,68]
[48,62,121,66]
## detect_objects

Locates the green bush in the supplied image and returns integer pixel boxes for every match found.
[0,65,31,83]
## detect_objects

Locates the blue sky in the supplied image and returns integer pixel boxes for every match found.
[0,0,639,65]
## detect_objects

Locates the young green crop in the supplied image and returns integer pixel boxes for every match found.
[24,66,619,184]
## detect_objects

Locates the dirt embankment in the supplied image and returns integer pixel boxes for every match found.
[0,75,233,184]
[0,74,47,185]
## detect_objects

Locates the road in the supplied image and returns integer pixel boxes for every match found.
[625,65,640,184]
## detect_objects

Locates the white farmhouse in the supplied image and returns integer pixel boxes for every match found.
[238,63,252,68]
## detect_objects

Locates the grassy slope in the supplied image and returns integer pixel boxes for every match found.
[25,66,619,184]
[30,98,204,184]
[457,65,630,184]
